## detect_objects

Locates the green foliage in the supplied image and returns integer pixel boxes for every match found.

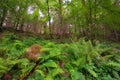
[70,69,85,80]
[0,33,120,80]
[0,0,120,41]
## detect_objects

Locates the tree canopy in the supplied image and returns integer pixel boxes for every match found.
[0,0,120,41]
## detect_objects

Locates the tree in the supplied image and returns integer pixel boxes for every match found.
[0,0,9,31]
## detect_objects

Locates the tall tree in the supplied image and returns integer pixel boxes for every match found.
[0,0,9,31]
[58,0,63,35]
[46,0,52,34]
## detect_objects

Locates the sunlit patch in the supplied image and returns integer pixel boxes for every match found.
[27,6,34,14]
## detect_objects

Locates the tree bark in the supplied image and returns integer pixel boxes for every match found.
[88,0,93,39]
[0,7,7,31]
[94,0,97,39]
[58,0,63,39]
[46,0,52,38]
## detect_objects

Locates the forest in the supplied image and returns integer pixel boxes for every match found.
[0,0,120,80]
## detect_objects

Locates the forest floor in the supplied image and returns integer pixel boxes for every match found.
[0,31,120,80]
[0,33,3,38]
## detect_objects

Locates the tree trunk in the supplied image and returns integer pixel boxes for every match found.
[114,30,119,42]
[82,0,85,5]
[46,0,52,38]
[58,0,63,40]
[88,0,93,39]
[94,0,97,39]
[0,8,7,31]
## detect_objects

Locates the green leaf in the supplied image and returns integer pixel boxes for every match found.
[44,76,53,80]
[71,70,85,80]
[112,70,120,79]
[106,61,120,67]
[0,65,8,71]
[41,60,58,68]
[87,69,98,78]
[72,57,86,67]
[36,69,45,77]
[0,65,8,74]
[50,68,64,77]
[0,70,7,73]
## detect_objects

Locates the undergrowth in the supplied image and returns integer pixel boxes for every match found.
[0,31,120,80]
